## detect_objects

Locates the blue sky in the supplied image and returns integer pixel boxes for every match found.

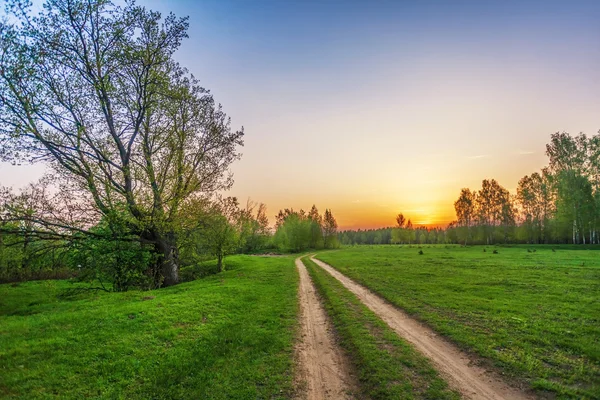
[2,0,599,227]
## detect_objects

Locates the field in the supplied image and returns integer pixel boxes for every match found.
[316,245,600,399]
[1,246,598,399]
[302,256,460,399]
[0,256,298,399]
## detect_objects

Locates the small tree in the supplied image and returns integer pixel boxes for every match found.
[323,209,339,249]
[307,205,324,249]
[396,213,407,228]
[192,197,241,272]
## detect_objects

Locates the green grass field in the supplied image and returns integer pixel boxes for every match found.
[316,245,600,399]
[0,255,298,399]
[303,257,460,399]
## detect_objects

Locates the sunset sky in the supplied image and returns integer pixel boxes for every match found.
[1,0,599,229]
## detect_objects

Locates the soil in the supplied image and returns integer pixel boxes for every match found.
[294,257,356,399]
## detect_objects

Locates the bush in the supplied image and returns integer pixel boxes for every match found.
[180,261,221,282]
[69,235,155,291]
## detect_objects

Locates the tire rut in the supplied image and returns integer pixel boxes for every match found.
[294,257,356,400]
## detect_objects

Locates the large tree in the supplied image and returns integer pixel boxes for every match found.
[0,0,243,286]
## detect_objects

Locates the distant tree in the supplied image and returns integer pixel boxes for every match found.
[248,202,271,251]
[555,171,595,244]
[323,209,339,248]
[500,194,517,242]
[454,188,476,245]
[417,228,428,244]
[275,208,296,229]
[396,213,406,228]
[274,211,311,252]
[391,228,403,244]
[235,199,270,253]
[475,179,513,244]
[516,170,555,243]
[307,205,324,249]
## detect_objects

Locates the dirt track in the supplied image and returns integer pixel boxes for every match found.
[310,256,532,400]
[294,258,355,399]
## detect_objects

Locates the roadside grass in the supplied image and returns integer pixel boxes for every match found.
[303,256,460,399]
[0,255,298,399]
[316,245,600,399]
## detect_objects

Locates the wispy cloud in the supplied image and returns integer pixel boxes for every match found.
[516,149,535,155]
[467,154,490,159]
[423,178,457,184]
[351,199,361,203]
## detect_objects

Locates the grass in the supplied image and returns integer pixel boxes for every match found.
[0,255,298,399]
[316,245,600,399]
[303,256,460,399]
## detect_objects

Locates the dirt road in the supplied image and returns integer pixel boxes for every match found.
[310,256,532,400]
[295,258,355,399]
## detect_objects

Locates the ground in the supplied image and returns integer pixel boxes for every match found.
[316,245,600,399]
[0,255,298,399]
[1,246,598,399]
[302,256,460,399]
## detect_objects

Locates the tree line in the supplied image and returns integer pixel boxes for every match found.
[273,205,339,252]
[340,131,600,246]
[453,131,600,245]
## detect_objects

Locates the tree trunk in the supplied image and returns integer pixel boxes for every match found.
[217,254,224,272]
[151,232,179,287]
[21,234,30,269]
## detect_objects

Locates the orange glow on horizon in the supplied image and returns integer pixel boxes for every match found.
[334,204,456,231]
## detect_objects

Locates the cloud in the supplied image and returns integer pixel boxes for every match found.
[467,154,490,159]
[351,199,361,203]
[423,178,457,184]
[516,149,535,155]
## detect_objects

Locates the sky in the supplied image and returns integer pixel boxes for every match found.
[1,0,599,229]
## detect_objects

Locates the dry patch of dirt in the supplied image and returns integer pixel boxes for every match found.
[294,257,356,400]
[311,256,532,400]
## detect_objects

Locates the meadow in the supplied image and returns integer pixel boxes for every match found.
[2,246,598,399]
[316,245,600,399]
[0,256,298,399]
